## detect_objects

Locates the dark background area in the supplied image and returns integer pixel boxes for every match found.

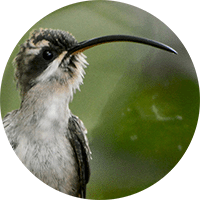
[1,1,199,199]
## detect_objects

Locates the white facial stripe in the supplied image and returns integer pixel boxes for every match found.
[26,48,41,56]
[35,39,50,48]
[36,51,67,82]
[26,39,51,56]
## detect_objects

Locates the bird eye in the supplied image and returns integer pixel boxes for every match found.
[43,50,54,60]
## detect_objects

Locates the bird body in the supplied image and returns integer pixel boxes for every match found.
[4,79,90,197]
[3,28,176,198]
[3,29,90,197]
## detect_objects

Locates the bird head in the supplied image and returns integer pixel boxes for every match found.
[14,28,177,98]
[14,28,88,98]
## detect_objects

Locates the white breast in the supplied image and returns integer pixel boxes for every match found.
[13,85,80,195]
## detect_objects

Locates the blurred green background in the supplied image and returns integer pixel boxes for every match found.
[0,1,199,199]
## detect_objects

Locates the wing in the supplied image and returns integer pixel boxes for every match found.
[3,110,19,150]
[68,114,91,198]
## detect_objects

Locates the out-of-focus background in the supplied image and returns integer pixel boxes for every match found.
[1,1,199,199]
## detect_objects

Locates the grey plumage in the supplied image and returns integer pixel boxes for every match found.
[3,28,91,198]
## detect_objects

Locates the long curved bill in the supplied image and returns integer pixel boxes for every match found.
[67,35,178,56]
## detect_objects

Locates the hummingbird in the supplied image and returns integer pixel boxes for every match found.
[2,28,177,198]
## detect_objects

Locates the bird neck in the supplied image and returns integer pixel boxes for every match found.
[20,81,74,121]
